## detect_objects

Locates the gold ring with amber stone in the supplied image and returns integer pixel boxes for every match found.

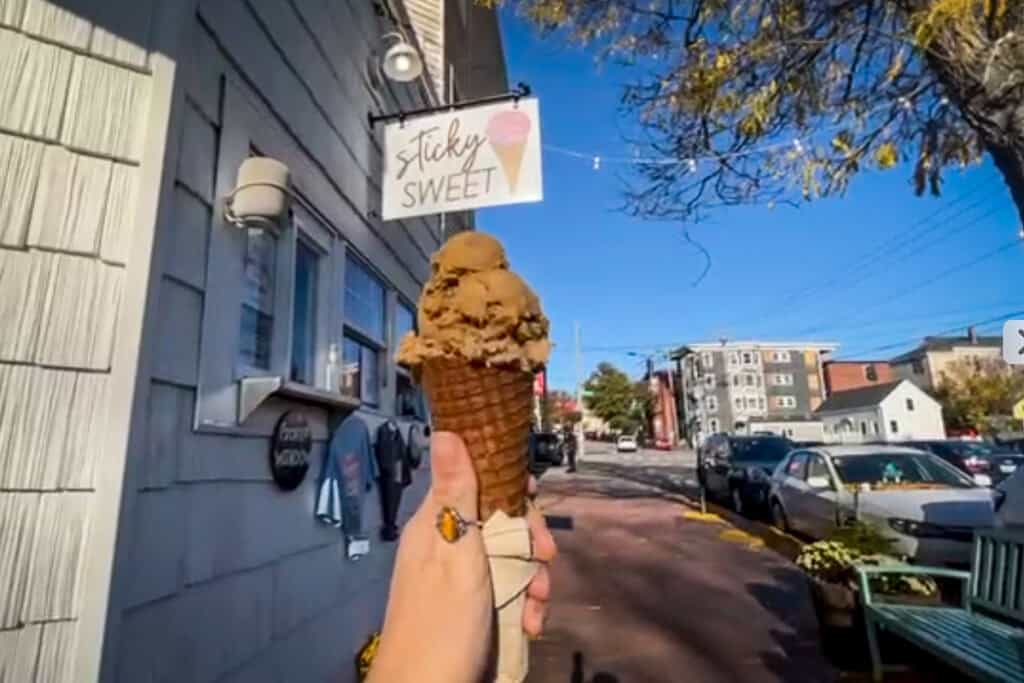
[436,506,480,543]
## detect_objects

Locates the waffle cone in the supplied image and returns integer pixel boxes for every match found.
[420,359,533,519]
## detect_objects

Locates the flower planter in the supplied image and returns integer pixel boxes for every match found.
[807,575,858,629]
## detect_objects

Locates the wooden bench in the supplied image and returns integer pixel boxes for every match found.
[857,530,1024,682]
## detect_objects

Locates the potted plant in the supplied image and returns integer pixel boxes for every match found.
[796,522,938,629]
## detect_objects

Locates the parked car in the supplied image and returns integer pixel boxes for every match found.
[994,467,1024,528]
[769,445,995,566]
[530,431,564,467]
[616,434,638,453]
[697,434,794,515]
[899,439,1024,486]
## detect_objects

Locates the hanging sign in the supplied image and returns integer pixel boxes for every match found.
[382,98,544,220]
[270,411,312,491]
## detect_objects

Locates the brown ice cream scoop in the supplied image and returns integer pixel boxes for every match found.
[398,231,550,519]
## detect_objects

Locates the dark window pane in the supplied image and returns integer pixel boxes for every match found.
[342,335,380,407]
[345,254,385,341]
[290,240,318,383]
[342,337,362,400]
[239,306,272,370]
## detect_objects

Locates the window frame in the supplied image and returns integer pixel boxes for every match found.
[701,351,714,369]
[193,79,424,434]
[704,374,715,389]
[705,395,718,412]
[906,398,915,411]
[890,420,900,434]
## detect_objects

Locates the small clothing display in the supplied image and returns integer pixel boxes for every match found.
[375,420,411,541]
[316,414,378,559]
[407,422,431,470]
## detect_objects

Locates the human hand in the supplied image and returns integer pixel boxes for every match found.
[367,431,557,683]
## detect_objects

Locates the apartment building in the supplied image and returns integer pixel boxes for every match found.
[890,328,1004,391]
[674,341,838,444]
[0,1,505,681]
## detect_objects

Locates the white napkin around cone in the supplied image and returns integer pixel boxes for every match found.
[482,510,541,683]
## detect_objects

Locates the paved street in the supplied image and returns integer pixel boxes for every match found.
[530,446,836,683]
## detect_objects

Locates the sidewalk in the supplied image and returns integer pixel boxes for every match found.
[530,469,836,683]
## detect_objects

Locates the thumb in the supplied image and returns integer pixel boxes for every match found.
[428,431,480,523]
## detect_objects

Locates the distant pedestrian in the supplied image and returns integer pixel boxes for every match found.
[563,426,577,473]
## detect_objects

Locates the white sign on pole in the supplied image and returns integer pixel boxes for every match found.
[381,98,544,221]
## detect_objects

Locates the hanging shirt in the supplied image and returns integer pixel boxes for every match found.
[317,415,377,546]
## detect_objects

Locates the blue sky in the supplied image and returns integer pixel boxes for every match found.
[478,13,1023,393]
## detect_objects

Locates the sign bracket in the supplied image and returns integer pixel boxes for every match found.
[368,82,532,128]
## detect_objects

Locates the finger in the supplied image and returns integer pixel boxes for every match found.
[522,596,548,638]
[428,431,479,523]
[528,475,538,497]
[526,502,558,562]
[526,565,550,601]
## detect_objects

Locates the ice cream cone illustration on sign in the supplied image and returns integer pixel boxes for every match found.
[487,110,532,194]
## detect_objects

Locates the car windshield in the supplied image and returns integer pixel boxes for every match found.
[731,438,793,464]
[832,452,974,490]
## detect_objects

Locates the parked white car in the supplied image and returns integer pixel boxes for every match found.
[616,435,638,453]
[769,445,996,567]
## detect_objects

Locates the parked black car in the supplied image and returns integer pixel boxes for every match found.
[899,439,1024,486]
[529,431,564,470]
[697,434,795,515]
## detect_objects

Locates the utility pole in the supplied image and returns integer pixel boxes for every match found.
[574,322,585,461]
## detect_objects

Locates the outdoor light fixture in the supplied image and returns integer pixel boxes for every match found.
[380,32,422,83]
[224,157,291,229]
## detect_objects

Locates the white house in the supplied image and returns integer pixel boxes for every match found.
[815,380,945,443]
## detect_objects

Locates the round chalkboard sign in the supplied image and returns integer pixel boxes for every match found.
[270,411,312,491]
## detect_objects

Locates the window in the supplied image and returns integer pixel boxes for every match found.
[776,396,797,409]
[758,397,766,410]
[289,239,320,384]
[890,420,899,434]
[728,352,739,367]
[806,455,830,483]
[238,229,277,371]
[771,350,791,363]
[860,421,868,436]
[705,396,718,412]
[701,351,714,368]
[734,397,743,410]
[345,254,386,341]
[342,336,380,407]
[733,375,741,387]
[752,351,761,365]
[865,364,878,382]
[911,359,924,374]
[742,351,753,365]
[770,373,794,386]
[395,301,422,418]
[745,397,757,409]
[786,453,808,478]
[755,375,762,387]
[708,418,720,433]
[906,398,915,411]
[745,374,755,386]
[704,374,715,389]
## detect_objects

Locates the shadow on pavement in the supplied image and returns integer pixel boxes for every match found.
[569,651,619,683]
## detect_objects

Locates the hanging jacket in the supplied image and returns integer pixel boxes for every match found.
[317,415,377,540]
[375,420,411,487]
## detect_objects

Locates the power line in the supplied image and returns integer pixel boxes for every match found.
[833,310,1024,360]
[796,238,1021,336]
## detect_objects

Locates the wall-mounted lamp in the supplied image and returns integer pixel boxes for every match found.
[380,32,423,83]
[224,157,291,229]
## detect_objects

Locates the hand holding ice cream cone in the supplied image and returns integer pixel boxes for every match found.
[393,231,552,682]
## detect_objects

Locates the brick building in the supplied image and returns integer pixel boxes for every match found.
[823,360,894,395]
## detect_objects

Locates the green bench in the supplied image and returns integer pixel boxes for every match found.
[857,529,1024,682]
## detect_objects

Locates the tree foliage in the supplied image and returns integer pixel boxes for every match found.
[583,363,650,433]
[545,389,582,425]
[931,358,1024,432]
[503,0,1024,223]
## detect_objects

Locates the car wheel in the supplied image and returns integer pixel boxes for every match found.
[771,500,789,533]
[731,487,745,515]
